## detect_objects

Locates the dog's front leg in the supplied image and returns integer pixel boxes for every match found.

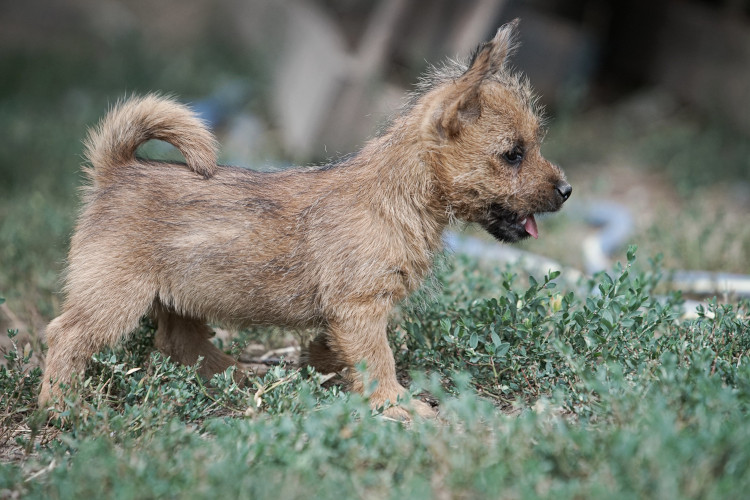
[325,304,436,420]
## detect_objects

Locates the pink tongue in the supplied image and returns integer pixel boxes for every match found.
[524,214,539,239]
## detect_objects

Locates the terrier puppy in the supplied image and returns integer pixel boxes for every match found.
[39,21,571,419]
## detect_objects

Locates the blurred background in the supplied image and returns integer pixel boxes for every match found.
[1,0,749,339]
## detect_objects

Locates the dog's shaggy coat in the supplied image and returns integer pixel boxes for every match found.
[39,21,571,419]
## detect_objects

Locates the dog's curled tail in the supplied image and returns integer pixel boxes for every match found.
[84,94,218,181]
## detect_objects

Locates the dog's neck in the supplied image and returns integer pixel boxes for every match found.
[341,121,449,284]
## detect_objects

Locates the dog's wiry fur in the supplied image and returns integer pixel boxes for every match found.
[39,21,571,419]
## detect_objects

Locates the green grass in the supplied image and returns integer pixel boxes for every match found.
[1,251,749,498]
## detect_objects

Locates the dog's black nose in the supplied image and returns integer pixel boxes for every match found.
[556,181,572,202]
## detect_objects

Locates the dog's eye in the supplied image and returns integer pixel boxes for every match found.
[501,146,524,166]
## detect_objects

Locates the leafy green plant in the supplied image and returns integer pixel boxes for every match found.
[0,296,47,453]
[0,331,37,445]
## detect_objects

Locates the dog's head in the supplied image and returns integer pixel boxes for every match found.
[418,20,571,242]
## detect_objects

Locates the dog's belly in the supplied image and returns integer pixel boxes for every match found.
[155,252,322,329]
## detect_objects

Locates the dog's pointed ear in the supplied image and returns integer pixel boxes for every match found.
[466,19,520,78]
[436,20,521,139]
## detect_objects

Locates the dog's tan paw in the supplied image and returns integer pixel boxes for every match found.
[379,398,438,422]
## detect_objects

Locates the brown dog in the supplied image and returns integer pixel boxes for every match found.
[39,21,571,419]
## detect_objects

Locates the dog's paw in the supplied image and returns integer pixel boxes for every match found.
[379,398,438,422]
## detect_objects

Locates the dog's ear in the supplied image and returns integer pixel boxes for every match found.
[466,19,520,78]
[437,20,520,139]
[436,84,482,140]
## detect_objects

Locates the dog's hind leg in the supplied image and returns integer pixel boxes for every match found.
[153,302,237,379]
[304,331,348,374]
[39,287,155,407]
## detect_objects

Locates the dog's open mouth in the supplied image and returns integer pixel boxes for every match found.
[479,204,541,243]
[519,215,538,239]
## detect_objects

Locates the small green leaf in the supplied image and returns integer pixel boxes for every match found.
[490,331,501,347]
[440,318,451,333]
[574,312,586,327]
[496,342,510,357]
[469,332,479,349]
[618,269,629,284]
[627,245,637,264]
